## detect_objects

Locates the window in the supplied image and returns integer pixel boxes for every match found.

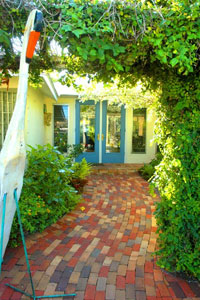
[0,91,17,149]
[132,108,146,153]
[106,104,121,153]
[54,105,69,152]
[80,104,95,152]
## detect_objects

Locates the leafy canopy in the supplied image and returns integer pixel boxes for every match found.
[0,0,199,86]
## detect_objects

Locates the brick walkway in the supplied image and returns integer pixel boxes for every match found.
[0,169,200,299]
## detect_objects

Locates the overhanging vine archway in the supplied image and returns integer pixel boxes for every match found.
[1,0,200,279]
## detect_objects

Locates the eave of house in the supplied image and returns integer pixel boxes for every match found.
[41,74,58,101]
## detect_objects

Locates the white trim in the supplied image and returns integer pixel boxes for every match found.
[42,74,58,101]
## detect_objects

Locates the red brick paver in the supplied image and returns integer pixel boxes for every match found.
[0,167,199,299]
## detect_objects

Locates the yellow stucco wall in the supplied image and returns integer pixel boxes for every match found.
[26,86,46,147]
[0,77,47,148]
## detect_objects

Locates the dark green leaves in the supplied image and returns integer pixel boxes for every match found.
[0,29,11,47]
[72,28,85,38]
[170,57,179,67]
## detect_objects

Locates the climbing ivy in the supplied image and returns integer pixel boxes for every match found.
[153,72,200,279]
[0,0,200,278]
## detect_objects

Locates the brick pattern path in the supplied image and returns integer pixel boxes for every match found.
[0,171,200,299]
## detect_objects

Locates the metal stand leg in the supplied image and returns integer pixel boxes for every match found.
[0,193,7,275]
[4,189,76,299]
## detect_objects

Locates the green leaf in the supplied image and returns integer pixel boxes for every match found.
[98,48,105,60]
[174,101,188,111]
[0,29,10,47]
[89,49,97,56]
[157,49,165,57]
[154,39,162,46]
[62,24,72,32]
[170,57,179,67]
[72,29,85,38]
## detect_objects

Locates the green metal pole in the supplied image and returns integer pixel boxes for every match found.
[5,189,76,299]
[13,188,36,298]
[6,283,33,298]
[0,193,7,275]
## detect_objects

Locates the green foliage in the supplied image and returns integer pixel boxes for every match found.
[54,129,83,157]
[67,144,84,161]
[71,158,91,180]
[24,144,74,205]
[139,152,163,181]
[54,129,68,152]
[0,29,11,47]
[1,0,199,83]
[70,158,91,193]
[153,74,200,280]
[9,144,91,247]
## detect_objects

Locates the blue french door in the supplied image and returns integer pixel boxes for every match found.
[102,101,125,163]
[75,100,100,163]
[75,100,125,163]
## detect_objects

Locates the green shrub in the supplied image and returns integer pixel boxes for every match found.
[9,144,88,247]
[71,158,91,180]
[70,158,91,193]
[66,144,84,161]
[139,152,163,181]
[153,75,200,280]
[54,129,84,157]
[23,144,75,205]
[54,129,68,152]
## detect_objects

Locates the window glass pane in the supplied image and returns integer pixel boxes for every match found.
[54,105,68,152]
[132,108,146,153]
[80,105,95,152]
[106,105,121,153]
[0,91,16,149]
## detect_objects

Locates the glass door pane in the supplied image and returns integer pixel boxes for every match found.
[132,108,146,153]
[106,105,121,153]
[75,100,100,163]
[54,105,68,152]
[80,105,95,152]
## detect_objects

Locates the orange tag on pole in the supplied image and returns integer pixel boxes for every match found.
[26,31,40,63]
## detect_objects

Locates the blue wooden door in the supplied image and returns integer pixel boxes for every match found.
[102,101,125,163]
[75,100,100,163]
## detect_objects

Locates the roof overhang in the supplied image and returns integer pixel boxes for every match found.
[41,74,58,101]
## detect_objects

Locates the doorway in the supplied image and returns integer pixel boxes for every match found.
[75,100,125,163]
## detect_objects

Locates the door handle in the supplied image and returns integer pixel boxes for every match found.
[97,134,104,141]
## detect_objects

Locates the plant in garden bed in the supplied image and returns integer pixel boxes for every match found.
[139,152,163,181]
[55,133,84,158]
[9,144,90,247]
[70,158,91,193]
